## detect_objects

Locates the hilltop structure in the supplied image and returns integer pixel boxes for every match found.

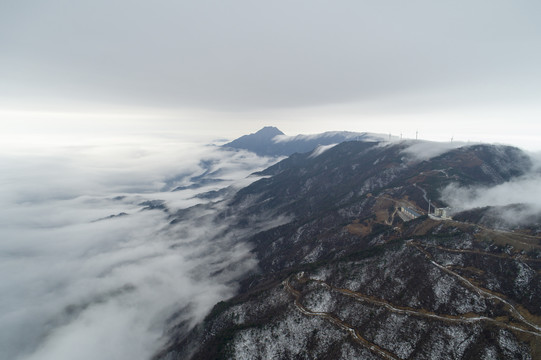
[433,207,452,220]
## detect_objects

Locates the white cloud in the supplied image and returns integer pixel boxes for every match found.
[401,140,474,161]
[273,131,389,144]
[0,135,279,360]
[309,144,338,158]
[441,171,541,225]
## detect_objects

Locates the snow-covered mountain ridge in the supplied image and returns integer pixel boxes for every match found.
[156,131,541,359]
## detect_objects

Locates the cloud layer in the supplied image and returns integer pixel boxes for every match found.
[441,152,541,225]
[2,1,540,111]
[0,136,278,360]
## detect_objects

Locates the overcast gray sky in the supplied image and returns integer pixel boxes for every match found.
[1,0,541,148]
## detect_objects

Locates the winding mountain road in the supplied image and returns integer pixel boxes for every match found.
[283,278,400,360]
[409,241,541,335]
[283,239,541,359]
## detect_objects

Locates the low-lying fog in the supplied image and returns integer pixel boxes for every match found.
[402,140,541,225]
[2,129,540,360]
[0,134,278,360]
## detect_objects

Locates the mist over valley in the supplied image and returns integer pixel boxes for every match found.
[2,2,541,358]
[2,127,541,359]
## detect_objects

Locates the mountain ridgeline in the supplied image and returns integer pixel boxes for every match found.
[157,129,541,360]
[222,126,392,157]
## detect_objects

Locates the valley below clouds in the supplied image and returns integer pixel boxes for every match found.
[0,135,277,360]
[2,129,541,360]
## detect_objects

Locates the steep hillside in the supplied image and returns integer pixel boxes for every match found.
[157,140,540,360]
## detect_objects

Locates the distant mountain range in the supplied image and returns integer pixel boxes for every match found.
[156,130,541,359]
[222,126,392,156]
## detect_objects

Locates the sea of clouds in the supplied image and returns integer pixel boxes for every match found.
[3,126,540,360]
[0,134,279,360]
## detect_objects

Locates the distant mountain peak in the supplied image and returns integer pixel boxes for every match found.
[223,127,389,157]
[255,126,284,137]
[222,127,286,156]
